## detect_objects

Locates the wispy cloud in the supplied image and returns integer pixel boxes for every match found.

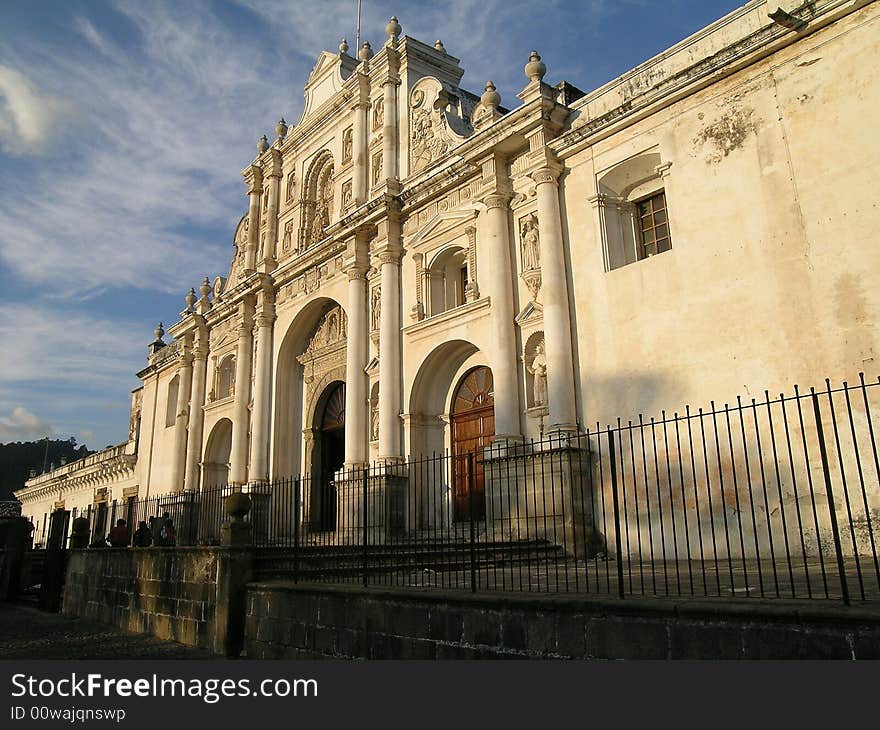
[0,406,52,442]
[0,65,72,156]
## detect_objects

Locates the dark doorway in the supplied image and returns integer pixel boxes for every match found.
[451,366,495,521]
[314,381,345,531]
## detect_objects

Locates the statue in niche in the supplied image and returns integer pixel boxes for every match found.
[370,402,379,441]
[521,214,540,271]
[262,187,269,213]
[282,220,294,252]
[374,98,384,129]
[528,341,548,407]
[310,172,333,245]
[285,171,295,202]
[371,286,381,330]
[372,152,383,186]
[341,181,352,210]
[344,131,353,161]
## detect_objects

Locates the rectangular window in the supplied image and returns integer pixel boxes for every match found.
[636,191,671,259]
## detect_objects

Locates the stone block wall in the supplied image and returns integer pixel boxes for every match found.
[62,547,252,655]
[245,582,880,659]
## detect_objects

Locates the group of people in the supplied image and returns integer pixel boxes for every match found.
[105,513,177,548]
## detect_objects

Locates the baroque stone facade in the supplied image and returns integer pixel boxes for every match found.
[16,2,880,541]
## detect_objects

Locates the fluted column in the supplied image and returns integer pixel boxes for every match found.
[352,100,369,204]
[184,328,208,492]
[229,301,254,485]
[344,255,369,466]
[376,218,403,461]
[249,298,275,483]
[171,342,193,493]
[382,78,399,182]
[244,165,263,273]
[533,166,577,433]
[261,150,281,270]
[484,194,521,442]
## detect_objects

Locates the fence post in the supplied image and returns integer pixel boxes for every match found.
[468,451,477,593]
[607,429,625,599]
[292,479,299,584]
[362,465,369,588]
[811,392,850,606]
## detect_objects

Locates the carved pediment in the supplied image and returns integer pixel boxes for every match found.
[300,51,357,123]
[515,300,543,327]
[301,305,348,357]
[408,208,477,250]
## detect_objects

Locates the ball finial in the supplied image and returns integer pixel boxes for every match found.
[257,134,269,154]
[524,50,546,83]
[386,16,401,42]
[434,39,446,54]
[339,37,349,54]
[481,81,501,111]
[358,41,373,62]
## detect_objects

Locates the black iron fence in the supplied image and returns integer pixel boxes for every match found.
[70,375,880,604]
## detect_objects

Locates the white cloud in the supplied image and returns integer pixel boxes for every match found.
[0,65,71,155]
[0,406,52,442]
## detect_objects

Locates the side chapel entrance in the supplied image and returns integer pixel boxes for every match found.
[313,381,345,531]
[451,366,495,521]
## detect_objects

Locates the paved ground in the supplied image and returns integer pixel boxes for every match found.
[0,601,216,659]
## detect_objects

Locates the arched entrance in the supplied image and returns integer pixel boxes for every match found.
[202,418,232,490]
[451,366,495,521]
[311,381,345,531]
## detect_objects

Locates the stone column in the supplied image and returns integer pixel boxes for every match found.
[171,342,193,493]
[376,217,403,461]
[261,150,281,270]
[249,297,275,483]
[382,77,399,182]
[244,165,263,274]
[229,301,254,485]
[533,166,577,434]
[484,194,521,443]
[352,99,369,204]
[343,251,369,466]
[184,327,208,492]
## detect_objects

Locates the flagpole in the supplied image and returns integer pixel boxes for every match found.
[356,0,362,51]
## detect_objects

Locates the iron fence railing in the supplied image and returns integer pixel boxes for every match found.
[67,375,880,604]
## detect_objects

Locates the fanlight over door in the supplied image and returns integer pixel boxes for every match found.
[451,366,495,521]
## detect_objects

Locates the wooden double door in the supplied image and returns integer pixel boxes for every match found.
[451,366,495,521]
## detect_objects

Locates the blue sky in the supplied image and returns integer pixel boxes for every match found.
[0,0,742,449]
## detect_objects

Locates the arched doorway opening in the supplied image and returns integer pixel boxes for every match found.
[202,418,232,490]
[311,381,345,531]
[451,366,495,521]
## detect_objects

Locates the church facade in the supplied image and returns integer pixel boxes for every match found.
[17,1,880,548]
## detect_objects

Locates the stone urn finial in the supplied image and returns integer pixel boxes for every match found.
[481,80,501,112]
[154,322,165,341]
[525,50,546,83]
[275,117,288,139]
[339,37,349,54]
[199,276,212,300]
[358,40,373,62]
[386,15,401,42]
[225,491,252,522]
[185,288,197,310]
[434,39,446,53]
[257,134,269,154]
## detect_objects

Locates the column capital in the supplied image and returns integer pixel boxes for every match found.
[243,164,263,194]
[482,192,512,210]
[255,308,276,329]
[531,164,563,186]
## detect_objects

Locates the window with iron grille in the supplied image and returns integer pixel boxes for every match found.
[636,191,671,259]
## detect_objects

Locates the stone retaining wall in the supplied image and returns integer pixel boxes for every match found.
[245,582,880,659]
[62,547,251,656]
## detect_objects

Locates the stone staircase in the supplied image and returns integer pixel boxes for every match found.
[252,539,565,581]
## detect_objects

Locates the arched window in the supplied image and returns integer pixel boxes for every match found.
[426,245,468,316]
[216,355,235,400]
[593,149,673,271]
[165,374,179,428]
[301,151,334,249]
